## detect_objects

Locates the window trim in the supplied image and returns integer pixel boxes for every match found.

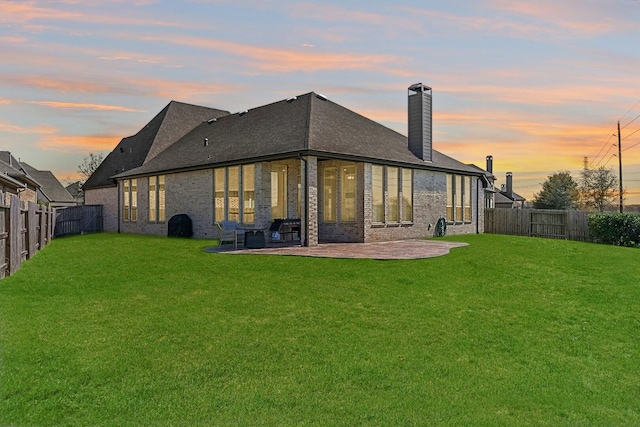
[122,178,137,223]
[371,165,413,226]
[446,174,473,224]
[148,175,165,223]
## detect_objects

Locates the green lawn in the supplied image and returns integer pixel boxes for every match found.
[1,233,638,426]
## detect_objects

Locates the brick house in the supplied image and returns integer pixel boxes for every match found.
[84,84,489,245]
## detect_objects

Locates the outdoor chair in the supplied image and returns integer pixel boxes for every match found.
[213,221,242,249]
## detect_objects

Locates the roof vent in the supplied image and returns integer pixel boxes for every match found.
[120,147,124,153]
[316,93,328,101]
[238,110,248,116]
[207,118,217,124]
[286,96,297,103]
[204,138,209,146]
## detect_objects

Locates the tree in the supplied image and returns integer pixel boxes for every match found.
[532,171,580,209]
[77,152,104,183]
[580,163,619,212]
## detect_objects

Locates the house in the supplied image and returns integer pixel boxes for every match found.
[20,163,76,207]
[495,172,526,209]
[65,181,84,204]
[0,151,75,207]
[83,100,229,231]
[0,151,39,204]
[84,84,491,245]
[468,155,498,209]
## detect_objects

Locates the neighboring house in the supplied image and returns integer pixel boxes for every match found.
[84,84,491,245]
[21,163,76,207]
[468,155,498,209]
[0,151,75,207]
[65,181,84,204]
[0,151,40,204]
[495,172,526,209]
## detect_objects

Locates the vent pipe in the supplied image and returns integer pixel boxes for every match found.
[408,83,432,162]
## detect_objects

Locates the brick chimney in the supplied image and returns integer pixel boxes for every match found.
[506,172,513,198]
[408,83,432,162]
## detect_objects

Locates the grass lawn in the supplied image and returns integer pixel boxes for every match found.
[1,233,639,426]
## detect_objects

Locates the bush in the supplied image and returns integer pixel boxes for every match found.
[588,212,640,247]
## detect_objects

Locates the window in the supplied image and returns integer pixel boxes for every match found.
[446,174,473,223]
[387,167,399,222]
[372,165,384,223]
[214,165,255,224]
[446,174,454,221]
[214,168,226,221]
[323,167,336,222]
[464,176,472,220]
[149,175,165,223]
[341,166,356,222]
[123,179,137,222]
[242,164,255,224]
[371,165,413,225]
[402,169,413,222]
[271,165,287,219]
[228,166,239,221]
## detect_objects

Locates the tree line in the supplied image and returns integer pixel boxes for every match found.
[532,163,620,211]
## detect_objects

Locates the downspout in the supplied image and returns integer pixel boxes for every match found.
[299,153,309,247]
[475,177,480,234]
[116,179,121,233]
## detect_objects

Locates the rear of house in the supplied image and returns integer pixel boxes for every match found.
[85,85,489,245]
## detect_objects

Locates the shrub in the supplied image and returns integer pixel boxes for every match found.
[588,212,640,247]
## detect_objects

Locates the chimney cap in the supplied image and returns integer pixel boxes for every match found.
[408,83,432,93]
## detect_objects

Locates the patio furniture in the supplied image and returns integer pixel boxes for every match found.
[213,221,242,249]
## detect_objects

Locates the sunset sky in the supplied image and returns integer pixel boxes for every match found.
[2,0,640,204]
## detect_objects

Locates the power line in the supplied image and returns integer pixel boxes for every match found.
[594,142,617,167]
[623,140,640,152]
[622,126,640,141]
[621,112,640,130]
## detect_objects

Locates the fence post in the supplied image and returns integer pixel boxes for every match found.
[8,195,22,275]
[27,202,38,259]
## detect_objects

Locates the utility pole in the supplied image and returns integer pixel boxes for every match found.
[618,120,623,213]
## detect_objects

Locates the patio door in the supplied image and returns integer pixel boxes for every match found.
[271,165,287,219]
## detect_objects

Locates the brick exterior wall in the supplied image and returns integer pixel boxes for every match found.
[111,157,484,243]
[84,187,119,232]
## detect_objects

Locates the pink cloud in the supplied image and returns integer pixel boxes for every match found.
[0,122,58,135]
[29,101,146,113]
[140,35,406,74]
[37,134,121,153]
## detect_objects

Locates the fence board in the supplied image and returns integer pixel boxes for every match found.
[54,205,103,237]
[485,208,590,241]
[0,193,56,279]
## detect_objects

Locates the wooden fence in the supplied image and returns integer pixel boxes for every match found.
[54,205,103,237]
[485,208,590,241]
[0,193,56,279]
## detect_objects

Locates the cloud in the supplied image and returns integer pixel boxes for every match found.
[37,134,121,153]
[140,35,406,73]
[0,2,177,27]
[0,122,58,135]
[29,101,146,112]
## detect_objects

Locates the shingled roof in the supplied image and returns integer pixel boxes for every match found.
[83,101,229,190]
[21,163,75,204]
[115,93,482,179]
[0,151,40,189]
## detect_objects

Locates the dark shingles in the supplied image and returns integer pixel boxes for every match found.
[21,163,75,204]
[116,93,483,179]
[84,101,229,189]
